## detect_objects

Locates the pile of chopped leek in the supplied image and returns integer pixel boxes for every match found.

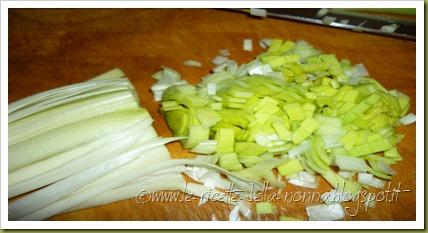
[154,38,415,219]
[8,69,262,221]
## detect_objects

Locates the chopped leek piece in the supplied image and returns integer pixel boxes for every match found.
[334,155,368,172]
[256,202,274,215]
[218,153,243,171]
[195,107,221,128]
[306,203,345,221]
[283,103,305,121]
[338,170,356,179]
[287,171,319,189]
[288,140,310,157]
[279,215,304,221]
[235,142,267,157]
[384,146,403,161]
[185,126,209,149]
[190,140,217,154]
[277,159,304,176]
[243,38,253,51]
[301,118,320,133]
[400,113,416,125]
[357,173,385,189]
[267,39,283,53]
[322,169,361,195]
[164,109,189,136]
[267,143,292,154]
[348,137,395,156]
[216,128,235,154]
[279,41,296,53]
[368,159,396,176]
[291,127,310,144]
[340,130,358,151]
[184,60,202,67]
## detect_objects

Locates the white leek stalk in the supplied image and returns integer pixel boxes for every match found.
[9,78,134,123]
[9,70,127,116]
[9,90,139,146]
[9,109,149,172]
[15,156,248,220]
[10,136,178,219]
[70,174,186,212]
[8,132,115,187]
[8,118,156,198]
[9,119,157,218]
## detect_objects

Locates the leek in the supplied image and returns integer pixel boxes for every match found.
[9,109,149,172]
[16,158,263,220]
[255,202,274,215]
[151,38,413,218]
[9,122,158,198]
[8,68,268,221]
[279,216,304,221]
[9,79,134,123]
[9,90,139,145]
[9,121,164,219]
[306,203,345,221]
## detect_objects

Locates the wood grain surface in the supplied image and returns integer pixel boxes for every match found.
[8,9,416,221]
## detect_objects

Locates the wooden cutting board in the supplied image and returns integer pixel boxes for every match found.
[8,9,416,221]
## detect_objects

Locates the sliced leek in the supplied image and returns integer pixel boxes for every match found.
[155,38,413,201]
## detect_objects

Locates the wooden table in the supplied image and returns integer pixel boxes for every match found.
[8,9,416,221]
